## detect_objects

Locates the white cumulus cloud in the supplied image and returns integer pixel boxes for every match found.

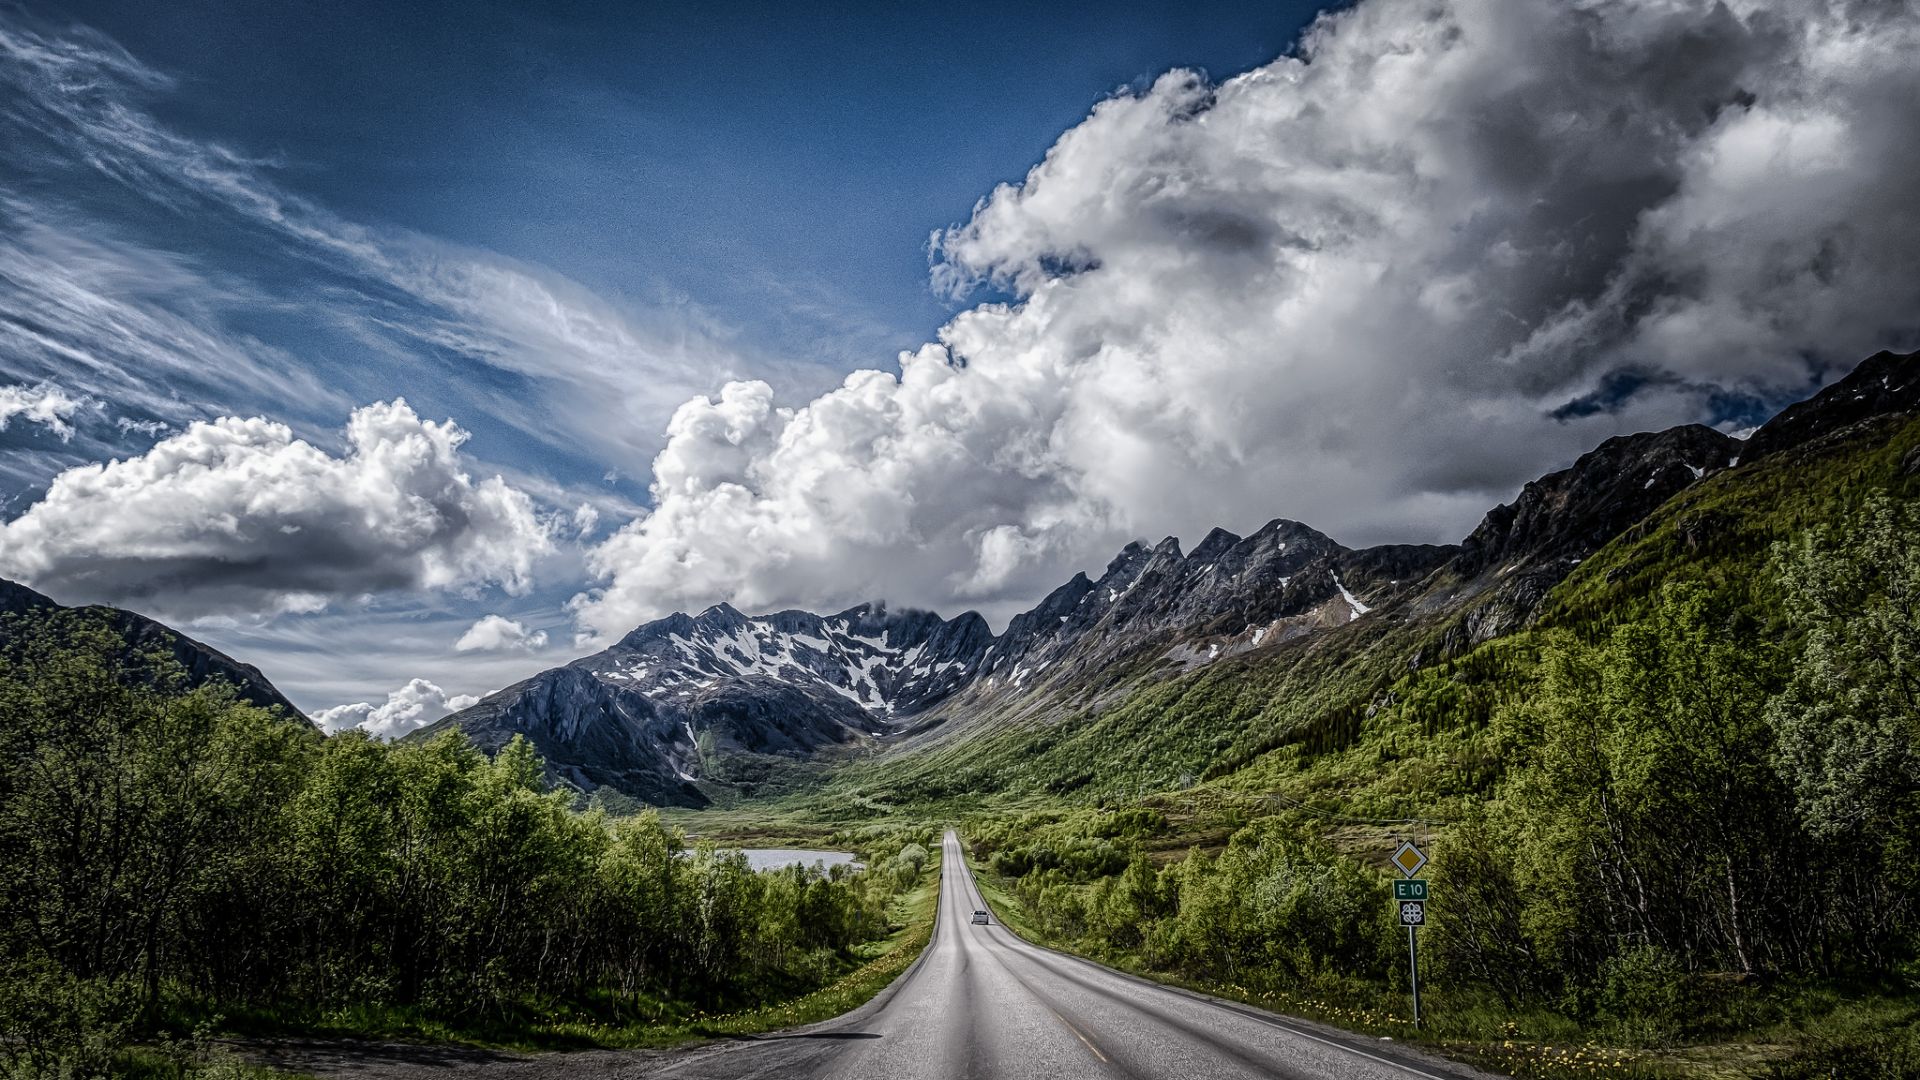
[572,0,1920,637]
[0,382,89,439]
[571,502,600,537]
[454,614,549,653]
[313,677,479,740]
[0,399,553,616]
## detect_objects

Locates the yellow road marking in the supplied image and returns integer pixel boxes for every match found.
[1046,1005,1110,1064]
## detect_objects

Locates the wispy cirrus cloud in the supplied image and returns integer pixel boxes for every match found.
[0,8,753,487]
[0,200,350,416]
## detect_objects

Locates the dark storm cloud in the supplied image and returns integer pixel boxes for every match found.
[575,0,1920,636]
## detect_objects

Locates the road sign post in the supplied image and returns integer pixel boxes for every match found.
[1391,841,1429,1028]
[1408,923,1421,1027]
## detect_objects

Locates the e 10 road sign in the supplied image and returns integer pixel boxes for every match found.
[1392,839,1431,1030]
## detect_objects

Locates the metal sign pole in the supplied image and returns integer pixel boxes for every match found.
[1408,923,1421,1028]
[1392,839,1428,1030]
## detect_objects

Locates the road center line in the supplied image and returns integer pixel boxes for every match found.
[1045,1004,1110,1064]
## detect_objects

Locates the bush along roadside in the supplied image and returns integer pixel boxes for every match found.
[0,612,946,1075]
[966,818,1920,1079]
[653,849,942,1045]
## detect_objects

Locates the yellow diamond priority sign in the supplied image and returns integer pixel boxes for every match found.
[1392,840,1428,879]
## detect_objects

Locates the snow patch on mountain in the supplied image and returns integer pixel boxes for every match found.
[1332,576,1372,621]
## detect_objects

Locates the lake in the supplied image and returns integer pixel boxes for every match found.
[675,847,864,871]
[735,848,862,872]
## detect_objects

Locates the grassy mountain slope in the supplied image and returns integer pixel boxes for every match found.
[808,358,1920,830]
[690,355,1920,1076]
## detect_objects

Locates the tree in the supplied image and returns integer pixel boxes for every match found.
[1427,812,1540,1006]
[1768,495,1920,961]
[1770,496,1920,856]
[1500,585,1790,976]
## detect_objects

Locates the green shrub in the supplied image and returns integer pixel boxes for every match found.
[0,612,913,1068]
[1593,945,1690,1044]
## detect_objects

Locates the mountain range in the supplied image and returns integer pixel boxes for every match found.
[417,348,1919,808]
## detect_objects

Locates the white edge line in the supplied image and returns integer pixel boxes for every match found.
[1051,946,1461,1080]
[1195,994,1458,1080]
[951,832,1465,1080]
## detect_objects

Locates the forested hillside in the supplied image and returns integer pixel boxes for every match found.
[0,611,938,1078]
[0,579,307,723]
[930,406,1920,1075]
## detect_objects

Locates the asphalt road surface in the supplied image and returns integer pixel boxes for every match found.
[645,831,1500,1080]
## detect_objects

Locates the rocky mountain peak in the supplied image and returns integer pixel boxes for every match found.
[700,600,749,620]
[617,610,697,650]
[1188,527,1242,564]
[1743,348,1920,460]
[1455,423,1739,580]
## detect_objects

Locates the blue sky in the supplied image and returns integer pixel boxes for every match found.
[41,0,1323,402]
[4,0,1916,732]
[0,0,1332,717]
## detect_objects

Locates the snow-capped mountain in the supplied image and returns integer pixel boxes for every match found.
[602,602,992,718]
[415,602,993,805]
[425,350,1920,808]
[422,521,1434,807]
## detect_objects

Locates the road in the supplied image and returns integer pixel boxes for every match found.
[648,831,1499,1080]
[240,831,1501,1080]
